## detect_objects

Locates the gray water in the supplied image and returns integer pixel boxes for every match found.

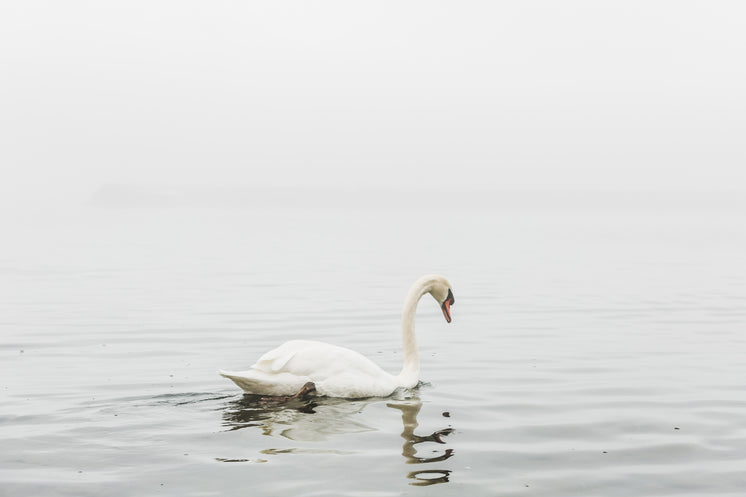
[2,190,746,496]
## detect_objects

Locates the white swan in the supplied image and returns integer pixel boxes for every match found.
[219,274,455,398]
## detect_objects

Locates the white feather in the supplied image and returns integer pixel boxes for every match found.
[219,274,454,398]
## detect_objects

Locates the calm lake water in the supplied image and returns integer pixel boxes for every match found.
[2,190,746,496]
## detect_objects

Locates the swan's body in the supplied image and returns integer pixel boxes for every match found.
[219,274,455,398]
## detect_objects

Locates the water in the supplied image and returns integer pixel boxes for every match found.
[2,189,746,496]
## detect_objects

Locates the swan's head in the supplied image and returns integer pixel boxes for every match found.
[425,275,455,323]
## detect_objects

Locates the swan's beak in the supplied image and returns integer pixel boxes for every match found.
[441,289,455,323]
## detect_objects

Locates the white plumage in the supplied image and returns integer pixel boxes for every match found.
[219,274,455,398]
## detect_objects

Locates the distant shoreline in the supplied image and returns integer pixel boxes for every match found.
[87,184,746,214]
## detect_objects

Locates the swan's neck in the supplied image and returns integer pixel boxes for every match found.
[398,279,431,388]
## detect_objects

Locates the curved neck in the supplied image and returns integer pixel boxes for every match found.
[398,277,434,387]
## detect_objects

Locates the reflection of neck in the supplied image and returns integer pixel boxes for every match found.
[389,401,422,462]
[388,401,454,467]
[398,279,431,387]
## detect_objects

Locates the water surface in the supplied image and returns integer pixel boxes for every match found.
[2,190,746,496]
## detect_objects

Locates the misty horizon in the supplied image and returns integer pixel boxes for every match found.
[3,1,746,221]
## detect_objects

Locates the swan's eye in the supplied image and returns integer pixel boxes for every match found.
[446,288,455,305]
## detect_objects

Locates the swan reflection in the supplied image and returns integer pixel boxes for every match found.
[220,393,454,485]
[221,394,378,440]
[387,400,454,486]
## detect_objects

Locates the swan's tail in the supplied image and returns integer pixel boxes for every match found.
[218,370,262,393]
[218,369,310,396]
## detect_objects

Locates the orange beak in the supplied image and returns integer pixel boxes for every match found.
[440,289,455,323]
[441,299,452,323]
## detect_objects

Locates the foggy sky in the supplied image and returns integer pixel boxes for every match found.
[2,1,745,215]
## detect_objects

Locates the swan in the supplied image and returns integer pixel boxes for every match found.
[219,274,455,398]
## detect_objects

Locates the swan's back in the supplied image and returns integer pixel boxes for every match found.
[254,340,390,379]
[222,340,400,398]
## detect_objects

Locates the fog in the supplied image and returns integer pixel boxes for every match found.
[2,1,745,218]
[3,5,746,492]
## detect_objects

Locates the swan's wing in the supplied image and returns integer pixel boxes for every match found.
[219,341,322,395]
[253,339,390,379]
[252,340,325,373]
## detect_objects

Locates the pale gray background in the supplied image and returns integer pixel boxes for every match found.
[2,4,746,495]
[2,1,745,220]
